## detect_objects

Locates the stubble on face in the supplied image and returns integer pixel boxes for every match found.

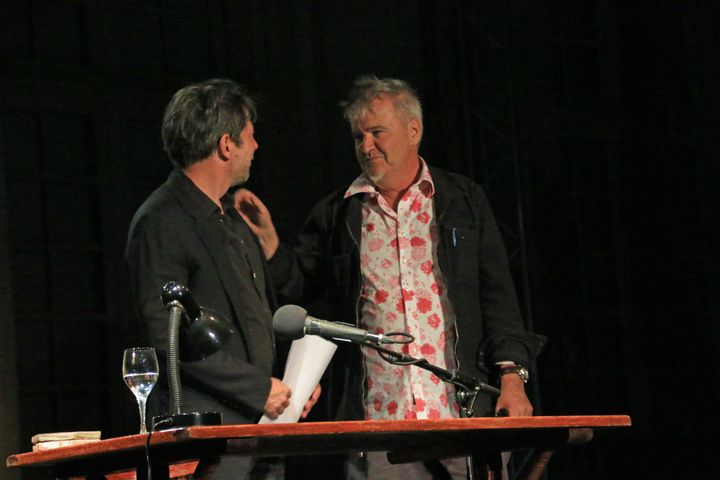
[229,121,257,187]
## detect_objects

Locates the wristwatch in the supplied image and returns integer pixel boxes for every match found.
[499,365,529,384]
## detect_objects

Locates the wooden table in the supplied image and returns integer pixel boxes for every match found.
[6,415,631,479]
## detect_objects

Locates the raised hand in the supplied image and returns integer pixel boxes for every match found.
[233,188,279,259]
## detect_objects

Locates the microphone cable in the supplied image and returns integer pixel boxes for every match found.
[362,333,420,365]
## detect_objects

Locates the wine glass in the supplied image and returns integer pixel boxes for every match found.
[122,347,159,434]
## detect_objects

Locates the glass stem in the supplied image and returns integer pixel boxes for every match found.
[137,396,148,434]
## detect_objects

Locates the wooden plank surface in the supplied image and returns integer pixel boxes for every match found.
[7,415,631,469]
[181,415,631,440]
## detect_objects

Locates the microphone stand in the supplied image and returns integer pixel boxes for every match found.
[357,340,501,480]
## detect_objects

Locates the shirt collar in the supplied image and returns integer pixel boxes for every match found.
[172,169,223,219]
[343,157,436,199]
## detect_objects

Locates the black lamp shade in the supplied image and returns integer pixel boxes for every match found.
[179,307,235,362]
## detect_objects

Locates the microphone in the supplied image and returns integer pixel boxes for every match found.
[273,305,397,345]
[161,281,202,321]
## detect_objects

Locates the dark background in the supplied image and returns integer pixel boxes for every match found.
[1,1,718,478]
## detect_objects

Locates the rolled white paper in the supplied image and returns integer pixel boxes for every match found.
[259,335,337,424]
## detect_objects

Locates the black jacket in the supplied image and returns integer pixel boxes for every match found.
[126,170,277,424]
[270,165,545,419]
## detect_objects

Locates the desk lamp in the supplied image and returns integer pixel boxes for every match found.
[152,281,235,430]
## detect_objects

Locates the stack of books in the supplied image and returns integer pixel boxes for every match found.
[31,431,102,451]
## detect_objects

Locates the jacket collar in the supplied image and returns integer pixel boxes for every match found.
[427,164,456,221]
[165,168,222,221]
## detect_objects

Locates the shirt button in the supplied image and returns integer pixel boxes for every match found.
[253,273,257,279]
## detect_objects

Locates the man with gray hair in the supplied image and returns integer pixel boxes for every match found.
[126,78,319,479]
[237,75,544,479]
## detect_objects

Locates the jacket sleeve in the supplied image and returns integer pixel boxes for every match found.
[469,183,546,368]
[268,199,331,307]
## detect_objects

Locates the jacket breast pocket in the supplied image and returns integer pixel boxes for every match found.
[441,225,479,281]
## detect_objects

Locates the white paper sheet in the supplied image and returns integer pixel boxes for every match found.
[259,335,337,424]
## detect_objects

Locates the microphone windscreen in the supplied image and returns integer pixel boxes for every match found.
[273,305,308,340]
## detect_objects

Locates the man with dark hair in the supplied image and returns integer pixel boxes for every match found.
[126,78,318,479]
[236,75,544,479]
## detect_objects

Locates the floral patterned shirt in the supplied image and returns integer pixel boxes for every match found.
[344,160,460,420]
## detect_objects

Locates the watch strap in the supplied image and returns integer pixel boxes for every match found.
[499,365,529,383]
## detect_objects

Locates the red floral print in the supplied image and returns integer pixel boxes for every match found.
[374,289,389,304]
[345,160,459,421]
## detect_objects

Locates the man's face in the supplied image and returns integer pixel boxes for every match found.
[351,97,421,189]
[228,121,258,186]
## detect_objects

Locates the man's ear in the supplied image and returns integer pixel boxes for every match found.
[216,133,233,161]
[408,118,422,146]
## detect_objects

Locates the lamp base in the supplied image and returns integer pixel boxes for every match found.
[152,411,222,431]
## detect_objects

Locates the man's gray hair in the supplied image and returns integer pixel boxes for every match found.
[342,75,423,127]
[161,78,257,168]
